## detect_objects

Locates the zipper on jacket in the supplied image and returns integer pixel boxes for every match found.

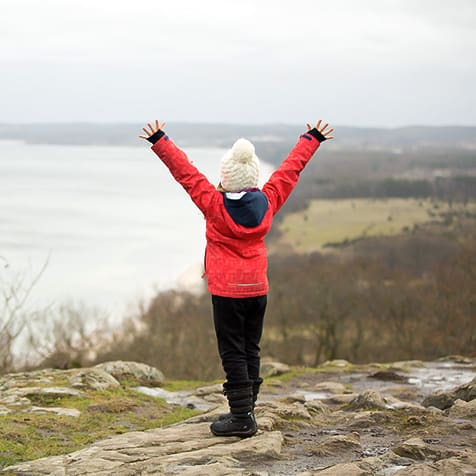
[201,247,207,279]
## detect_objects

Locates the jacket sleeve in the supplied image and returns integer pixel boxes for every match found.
[262,133,321,215]
[151,135,218,215]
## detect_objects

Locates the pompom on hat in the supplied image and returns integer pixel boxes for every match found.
[220,138,260,192]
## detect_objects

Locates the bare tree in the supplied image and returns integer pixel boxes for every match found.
[0,257,49,373]
[29,302,111,370]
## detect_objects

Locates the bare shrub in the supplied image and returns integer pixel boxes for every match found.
[0,257,48,373]
[95,291,222,380]
[30,303,111,370]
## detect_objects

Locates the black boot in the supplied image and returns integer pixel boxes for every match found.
[217,377,263,421]
[210,381,257,437]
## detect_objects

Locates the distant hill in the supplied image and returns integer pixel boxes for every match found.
[0,122,475,152]
[1,122,474,203]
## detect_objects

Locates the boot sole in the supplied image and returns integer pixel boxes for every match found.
[210,427,257,438]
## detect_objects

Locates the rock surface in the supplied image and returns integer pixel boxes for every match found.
[94,360,165,386]
[422,375,476,409]
[309,432,361,456]
[345,390,389,411]
[260,360,291,378]
[69,368,121,390]
[447,398,476,419]
[1,357,476,475]
[369,370,409,382]
[4,423,283,475]
[312,381,351,394]
[391,450,476,475]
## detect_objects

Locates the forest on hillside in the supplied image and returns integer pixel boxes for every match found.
[74,211,473,380]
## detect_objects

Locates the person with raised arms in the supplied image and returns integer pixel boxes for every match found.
[139,119,334,437]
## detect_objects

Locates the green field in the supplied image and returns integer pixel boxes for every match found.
[270,198,476,253]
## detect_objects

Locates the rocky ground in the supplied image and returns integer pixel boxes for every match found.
[1,357,475,475]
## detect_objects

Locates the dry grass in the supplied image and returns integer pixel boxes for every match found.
[270,198,476,253]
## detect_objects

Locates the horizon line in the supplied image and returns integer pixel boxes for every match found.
[1,121,476,129]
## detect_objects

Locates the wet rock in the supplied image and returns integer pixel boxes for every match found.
[345,390,388,411]
[447,398,476,419]
[309,432,361,457]
[69,368,120,391]
[94,360,165,386]
[260,361,290,378]
[368,370,409,382]
[422,376,476,410]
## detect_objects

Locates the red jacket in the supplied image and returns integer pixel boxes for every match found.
[151,133,321,298]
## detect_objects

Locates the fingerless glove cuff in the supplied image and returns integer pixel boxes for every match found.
[307,128,327,142]
[146,129,165,144]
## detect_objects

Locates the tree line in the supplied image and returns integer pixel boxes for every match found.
[19,213,473,380]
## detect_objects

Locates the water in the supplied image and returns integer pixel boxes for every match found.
[0,140,273,318]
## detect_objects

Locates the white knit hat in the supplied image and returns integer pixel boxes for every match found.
[220,138,260,192]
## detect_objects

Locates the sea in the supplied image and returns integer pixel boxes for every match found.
[0,140,273,320]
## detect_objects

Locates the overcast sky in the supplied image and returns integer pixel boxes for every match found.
[1,0,475,126]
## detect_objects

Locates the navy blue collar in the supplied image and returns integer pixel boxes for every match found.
[222,190,268,228]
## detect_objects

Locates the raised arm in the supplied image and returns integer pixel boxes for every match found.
[262,120,334,215]
[139,120,218,215]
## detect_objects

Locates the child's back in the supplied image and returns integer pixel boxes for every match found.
[140,119,334,437]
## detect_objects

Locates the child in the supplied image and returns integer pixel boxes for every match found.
[139,119,334,437]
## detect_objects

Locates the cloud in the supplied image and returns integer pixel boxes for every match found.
[1,0,475,125]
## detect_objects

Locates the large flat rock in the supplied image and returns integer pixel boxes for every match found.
[2,420,283,475]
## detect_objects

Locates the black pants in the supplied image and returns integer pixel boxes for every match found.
[212,294,267,384]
